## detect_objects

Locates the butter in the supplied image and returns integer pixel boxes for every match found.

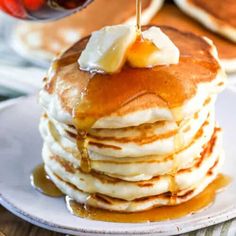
[78,25,180,74]
[78,25,137,73]
[127,27,180,68]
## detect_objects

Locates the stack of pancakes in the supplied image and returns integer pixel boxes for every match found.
[39,26,226,212]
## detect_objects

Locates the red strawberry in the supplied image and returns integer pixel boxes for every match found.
[4,0,26,18]
[23,0,45,11]
[0,0,11,14]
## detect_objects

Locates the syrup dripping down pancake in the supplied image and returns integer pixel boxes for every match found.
[39,104,216,181]
[42,128,224,212]
[40,26,225,129]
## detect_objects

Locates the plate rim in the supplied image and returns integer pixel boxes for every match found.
[1,190,236,236]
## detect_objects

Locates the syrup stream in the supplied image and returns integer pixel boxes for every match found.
[136,0,142,34]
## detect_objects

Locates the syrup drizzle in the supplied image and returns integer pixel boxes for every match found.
[31,164,63,197]
[30,164,231,222]
[73,0,145,174]
[170,119,184,204]
[136,0,142,34]
[73,103,96,172]
[65,174,231,223]
[76,129,91,173]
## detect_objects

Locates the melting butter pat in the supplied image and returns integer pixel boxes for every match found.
[78,25,137,73]
[127,27,180,68]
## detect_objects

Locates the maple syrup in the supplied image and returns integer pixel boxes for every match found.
[73,0,184,175]
[136,0,142,34]
[31,164,63,197]
[52,26,219,133]
[127,36,160,68]
[72,0,145,173]
[30,164,231,222]
[68,29,219,174]
[170,119,184,204]
[76,130,91,173]
[65,174,231,223]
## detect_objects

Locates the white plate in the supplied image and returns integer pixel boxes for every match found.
[0,90,236,236]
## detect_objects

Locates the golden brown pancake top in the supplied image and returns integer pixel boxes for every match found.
[44,26,219,125]
[19,0,151,56]
[151,3,236,60]
[188,0,236,28]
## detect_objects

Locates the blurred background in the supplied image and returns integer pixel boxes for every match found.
[0,12,45,101]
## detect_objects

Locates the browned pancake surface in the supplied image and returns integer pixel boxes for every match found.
[44,26,219,121]
[188,0,236,28]
[151,3,236,60]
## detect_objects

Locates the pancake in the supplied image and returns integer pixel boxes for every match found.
[47,154,222,212]
[40,96,214,158]
[174,0,236,43]
[39,26,226,128]
[11,0,163,62]
[151,3,236,73]
[39,25,226,213]
[40,109,215,181]
[43,128,223,212]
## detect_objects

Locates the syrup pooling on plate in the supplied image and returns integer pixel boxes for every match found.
[31,164,63,197]
[65,174,231,223]
[34,0,227,222]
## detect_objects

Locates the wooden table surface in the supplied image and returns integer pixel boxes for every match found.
[0,206,63,236]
